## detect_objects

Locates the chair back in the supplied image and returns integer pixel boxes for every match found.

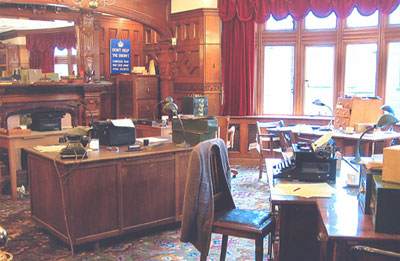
[216,116,230,144]
[256,120,284,155]
[210,144,234,212]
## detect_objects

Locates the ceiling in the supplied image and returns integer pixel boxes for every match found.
[0,18,74,34]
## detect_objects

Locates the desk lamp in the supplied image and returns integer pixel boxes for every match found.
[153,96,174,120]
[162,101,189,147]
[312,99,334,130]
[381,105,395,115]
[351,114,399,164]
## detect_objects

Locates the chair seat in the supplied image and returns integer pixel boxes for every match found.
[214,209,272,230]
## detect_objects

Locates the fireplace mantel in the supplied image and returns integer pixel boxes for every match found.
[0,82,114,128]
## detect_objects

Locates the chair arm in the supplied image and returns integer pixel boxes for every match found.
[351,245,400,258]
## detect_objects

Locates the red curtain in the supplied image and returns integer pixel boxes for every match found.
[219,0,400,116]
[25,31,76,73]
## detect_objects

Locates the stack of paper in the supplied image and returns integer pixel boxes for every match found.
[273,183,336,198]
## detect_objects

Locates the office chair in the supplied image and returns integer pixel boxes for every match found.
[180,138,275,261]
[351,245,400,261]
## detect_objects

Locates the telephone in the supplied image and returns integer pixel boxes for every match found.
[60,134,87,159]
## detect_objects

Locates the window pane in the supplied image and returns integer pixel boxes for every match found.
[71,47,77,56]
[266,15,294,31]
[346,7,378,28]
[344,43,377,97]
[305,11,337,30]
[389,4,400,25]
[385,42,400,115]
[263,45,294,114]
[54,64,69,77]
[55,47,68,57]
[304,46,335,116]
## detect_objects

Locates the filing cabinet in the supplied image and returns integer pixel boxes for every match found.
[333,97,383,130]
[116,74,159,119]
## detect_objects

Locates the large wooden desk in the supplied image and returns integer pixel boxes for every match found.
[0,130,67,200]
[279,125,400,156]
[267,158,400,260]
[25,141,191,246]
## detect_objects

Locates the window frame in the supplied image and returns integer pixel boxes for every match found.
[255,10,395,116]
[54,47,77,75]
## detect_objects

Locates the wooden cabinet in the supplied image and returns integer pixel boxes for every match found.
[116,74,159,119]
[0,48,8,76]
[334,97,383,130]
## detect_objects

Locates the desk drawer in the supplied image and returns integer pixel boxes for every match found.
[337,97,353,108]
[138,99,158,119]
[136,77,158,99]
[334,117,350,129]
[334,107,351,117]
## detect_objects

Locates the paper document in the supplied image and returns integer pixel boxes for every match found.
[34,145,66,153]
[111,119,135,128]
[273,183,335,198]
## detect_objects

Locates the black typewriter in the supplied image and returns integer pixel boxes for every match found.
[272,141,338,183]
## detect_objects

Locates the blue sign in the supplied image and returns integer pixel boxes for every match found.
[110,39,131,74]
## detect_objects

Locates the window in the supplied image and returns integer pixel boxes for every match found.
[304,46,335,116]
[54,47,77,77]
[346,7,378,28]
[344,43,377,97]
[258,5,400,116]
[386,42,400,115]
[266,15,294,31]
[305,11,337,30]
[263,46,294,114]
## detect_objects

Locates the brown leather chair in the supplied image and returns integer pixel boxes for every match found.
[351,245,400,261]
[181,139,275,261]
[216,116,238,177]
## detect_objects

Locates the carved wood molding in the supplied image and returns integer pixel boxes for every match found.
[174,83,221,93]
[0,0,173,39]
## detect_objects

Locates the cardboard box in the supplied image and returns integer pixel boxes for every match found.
[382,145,400,184]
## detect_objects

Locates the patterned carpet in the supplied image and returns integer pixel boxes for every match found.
[0,166,271,260]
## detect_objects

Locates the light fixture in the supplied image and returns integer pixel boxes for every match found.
[153,96,174,120]
[351,114,399,164]
[71,0,116,9]
[312,99,334,130]
[162,101,189,148]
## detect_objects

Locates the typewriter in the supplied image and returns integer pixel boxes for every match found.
[272,132,338,183]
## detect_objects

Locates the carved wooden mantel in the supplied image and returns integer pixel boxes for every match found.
[0,82,113,128]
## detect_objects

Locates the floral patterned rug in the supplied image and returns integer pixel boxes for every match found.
[0,166,271,260]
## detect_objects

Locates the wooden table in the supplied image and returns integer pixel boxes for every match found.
[0,130,67,199]
[267,158,400,260]
[25,140,191,246]
[276,125,400,156]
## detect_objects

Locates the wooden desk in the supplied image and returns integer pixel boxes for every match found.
[0,130,67,199]
[25,141,191,246]
[267,158,400,260]
[277,126,400,156]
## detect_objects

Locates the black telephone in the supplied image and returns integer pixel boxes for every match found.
[60,134,87,159]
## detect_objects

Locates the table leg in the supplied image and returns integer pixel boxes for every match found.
[7,145,17,200]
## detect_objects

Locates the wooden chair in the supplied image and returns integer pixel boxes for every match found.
[189,141,275,261]
[351,245,400,261]
[255,120,284,179]
[216,116,238,177]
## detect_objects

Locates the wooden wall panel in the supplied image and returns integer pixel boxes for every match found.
[97,15,144,79]
[171,8,221,116]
